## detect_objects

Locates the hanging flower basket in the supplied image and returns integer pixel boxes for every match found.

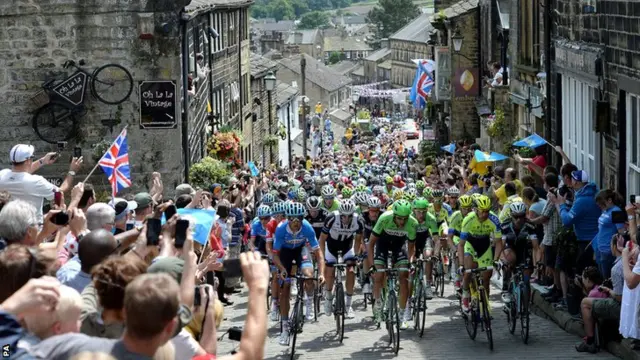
[263,135,279,147]
[277,123,287,140]
[92,140,112,162]
[486,108,506,138]
[207,130,241,161]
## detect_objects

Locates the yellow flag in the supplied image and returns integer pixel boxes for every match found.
[207,101,212,113]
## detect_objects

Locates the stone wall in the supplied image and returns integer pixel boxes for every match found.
[0,0,187,193]
[250,77,278,166]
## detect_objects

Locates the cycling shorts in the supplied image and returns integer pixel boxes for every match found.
[374,243,409,271]
[325,248,357,267]
[463,241,494,268]
[415,236,434,255]
[278,246,313,276]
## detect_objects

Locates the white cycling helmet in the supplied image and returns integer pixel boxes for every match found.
[338,199,356,216]
[306,196,322,210]
[447,187,460,196]
[367,196,382,209]
[321,185,337,198]
[509,202,528,216]
[353,192,369,206]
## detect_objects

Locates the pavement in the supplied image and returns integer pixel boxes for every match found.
[215,281,616,359]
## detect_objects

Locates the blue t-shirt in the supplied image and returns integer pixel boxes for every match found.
[529,199,547,216]
[595,206,624,255]
[273,220,319,252]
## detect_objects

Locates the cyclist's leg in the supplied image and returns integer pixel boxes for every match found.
[477,246,494,298]
[262,249,280,319]
[500,239,517,300]
[361,239,372,293]
[424,237,435,285]
[394,245,411,327]
[324,246,337,314]
[461,241,479,311]
[344,247,357,316]
[373,242,388,316]
[278,248,296,342]
[299,247,316,317]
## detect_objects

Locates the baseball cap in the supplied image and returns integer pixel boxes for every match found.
[571,170,589,183]
[133,192,154,209]
[113,200,131,221]
[9,144,35,163]
[148,257,185,284]
[209,183,223,195]
[175,184,196,198]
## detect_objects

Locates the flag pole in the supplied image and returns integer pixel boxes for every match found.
[82,125,128,183]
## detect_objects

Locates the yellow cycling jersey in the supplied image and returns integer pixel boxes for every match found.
[460,211,502,243]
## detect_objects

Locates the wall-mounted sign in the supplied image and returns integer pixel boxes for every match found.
[453,68,479,98]
[434,47,451,101]
[139,81,177,129]
[45,177,63,187]
[52,72,87,106]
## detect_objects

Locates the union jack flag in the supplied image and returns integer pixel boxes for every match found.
[99,128,132,198]
[410,59,435,109]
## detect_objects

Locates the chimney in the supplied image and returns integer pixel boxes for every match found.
[294,32,303,44]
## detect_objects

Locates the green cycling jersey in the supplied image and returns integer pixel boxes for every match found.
[372,210,418,243]
[416,211,438,237]
[321,199,340,212]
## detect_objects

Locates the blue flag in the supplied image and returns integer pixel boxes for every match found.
[162,208,216,245]
[441,143,456,154]
[248,161,259,177]
[513,133,547,148]
[474,150,509,163]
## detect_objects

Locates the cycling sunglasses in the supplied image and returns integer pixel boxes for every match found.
[511,213,527,219]
[393,215,409,221]
[288,216,303,222]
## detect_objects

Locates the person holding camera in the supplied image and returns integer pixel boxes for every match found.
[593,190,626,278]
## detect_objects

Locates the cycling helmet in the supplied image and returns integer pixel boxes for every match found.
[475,195,492,211]
[367,196,382,209]
[287,190,296,200]
[392,199,412,217]
[355,184,367,193]
[286,202,306,217]
[303,174,313,183]
[392,189,404,201]
[447,187,460,196]
[509,201,527,216]
[431,189,444,198]
[321,185,337,198]
[342,187,353,198]
[393,175,402,183]
[471,193,483,201]
[373,185,384,195]
[357,178,367,186]
[296,188,307,202]
[412,197,429,210]
[338,199,357,216]
[262,193,275,205]
[458,195,473,208]
[353,192,369,205]
[424,187,433,198]
[257,205,271,218]
[403,189,417,202]
[415,180,426,189]
[306,196,322,210]
[272,202,287,214]
[385,176,393,184]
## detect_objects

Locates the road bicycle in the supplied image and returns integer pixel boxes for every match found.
[356,254,373,310]
[313,259,322,321]
[261,254,279,321]
[287,272,319,360]
[411,253,428,337]
[332,250,347,343]
[377,250,400,355]
[432,250,447,298]
[462,266,494,351]
[504,261,531,344]
[30,59,133,143]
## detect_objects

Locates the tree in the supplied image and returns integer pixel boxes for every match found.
[332,0,352,9]
[308,0,333,11]
[290,0,310,17]
[367,0,419,46]
[268,0,295,21]
[328,51,342,64]
[297,11,331,29]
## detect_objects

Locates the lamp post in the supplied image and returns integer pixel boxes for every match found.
[451,29,473,61]
[264,71,276,166]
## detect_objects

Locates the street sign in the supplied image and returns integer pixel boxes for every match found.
[52,72,87,106]
[45,177,63,187]
[139,81,178,129]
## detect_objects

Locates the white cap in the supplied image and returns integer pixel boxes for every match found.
[9,144,34,163]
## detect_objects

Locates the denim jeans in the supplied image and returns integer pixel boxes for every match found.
[597,252,615,279]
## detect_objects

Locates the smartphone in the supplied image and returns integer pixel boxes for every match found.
[164,204,177,221]
[54,191,62,206]
[146,218,162,246]
[73,146,82,158]
[126,222,134,231]
[194,286,202,306]
[223,258,242,278]
[174,219,189,248]
[50,211,70,226]
[612,210,627,224]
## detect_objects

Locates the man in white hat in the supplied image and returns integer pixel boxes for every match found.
[0,144,83,223]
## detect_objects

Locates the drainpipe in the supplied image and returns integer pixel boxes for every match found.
[544,0,553,163]
[181,16,191,182]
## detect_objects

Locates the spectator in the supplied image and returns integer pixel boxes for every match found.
[0,200,40,247]
[77,184,96,212]
[63,199,115,259]
[620,241,640,346]
[131,192,154,227]
[494,167,523,207]
[522,186,547,276]
[57,229,118,293]
[593,189,625,278]
[576,233,627,353]
[0,144,82,223]
[550,169,600,274]
[515,146,548,179]
[522,174,547,200]
[498,182,522,223]
[176,194,193,209]
[80,256,148,339]
[225,191,245,291]
[0,244,58,303]
[175,183,196,199]
[111,200,133,235]
[534,173,563,302]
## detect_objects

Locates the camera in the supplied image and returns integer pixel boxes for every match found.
[207,26,219,38]
[228,326,242,341]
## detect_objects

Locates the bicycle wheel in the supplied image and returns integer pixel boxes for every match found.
[506,283,517,334]
[290,300,300,360]
[32,101,78,144]
[480,290,494,351]
[438,262,445,298]
[464,307,478,340]
[388,292,400,354]
[335,283,345,343]
[415,282,427,337]
[413,280,422,331]
[91,63,133,105]
[520,284,530,344]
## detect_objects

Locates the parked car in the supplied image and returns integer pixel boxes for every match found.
[401,119,420,139]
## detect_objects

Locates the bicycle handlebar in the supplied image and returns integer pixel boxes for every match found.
[464,266,493,274]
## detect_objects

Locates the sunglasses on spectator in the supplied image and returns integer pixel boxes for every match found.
[288,216,303,222]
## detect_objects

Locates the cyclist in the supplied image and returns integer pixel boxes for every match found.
[499,201,537,303]
[368,199,418,329]
[429,189,451,274]
[498,181,523,223]
[321,185,340,212]
[447,195,474,291]
[411,197,438,300]
[353,191,369,215]
[273,202,325,345]
[361,196,382,294]
[384,176,394,194]
[250,204,271,254]
[319,199,364,319]
[447,186,460,212]
[341,187,354,200]
[266,201,289,320]
[306,196,329,239]
[261,192,276,207]
[415,180,426,197]
[458,195,503,313]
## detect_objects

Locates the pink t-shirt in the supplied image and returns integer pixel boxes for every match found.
[588,287,608,299]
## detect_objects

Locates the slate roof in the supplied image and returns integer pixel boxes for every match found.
[351,65,364,77]
[324,36,372,52]
[277,53,352,92]
[440,0,479,18]
[253,20,295,32]
[262,49,282,59]
[250,53,278,78]
[331,15,367,25]
[389,13,432,43]
[285,30,320,45]
[365,48,391,62]
[184,0,253,17]
[378,59,392,69]
[328,61,361,75]
[276,81,299,106]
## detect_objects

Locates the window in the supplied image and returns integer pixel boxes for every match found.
[228,11,237,46]
[240,8,249,41]
[519,0,540,67]
[562,75,599,185]
[211,87,226,126]
[627,94,640,195]
[241,74,249,106]
[210,12,224,53]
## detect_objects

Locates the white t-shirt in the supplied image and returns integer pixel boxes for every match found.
[0,169,58,223]
[620,252,640,339]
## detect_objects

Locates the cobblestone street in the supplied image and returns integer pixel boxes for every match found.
[216,282,616,359]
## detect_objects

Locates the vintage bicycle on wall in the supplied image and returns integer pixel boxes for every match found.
[30,59,134,143]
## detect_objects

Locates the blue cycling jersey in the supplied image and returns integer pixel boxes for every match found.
[250,218,268,247]
[273,219,319,252]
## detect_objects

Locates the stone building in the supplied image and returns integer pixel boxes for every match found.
[364,48,392,84]
[389,13,432,89]
[0,0,252,194]
[323,35,372,62]
[249,53,278,166]
[259,30,324,59]
[275,82,300,169]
